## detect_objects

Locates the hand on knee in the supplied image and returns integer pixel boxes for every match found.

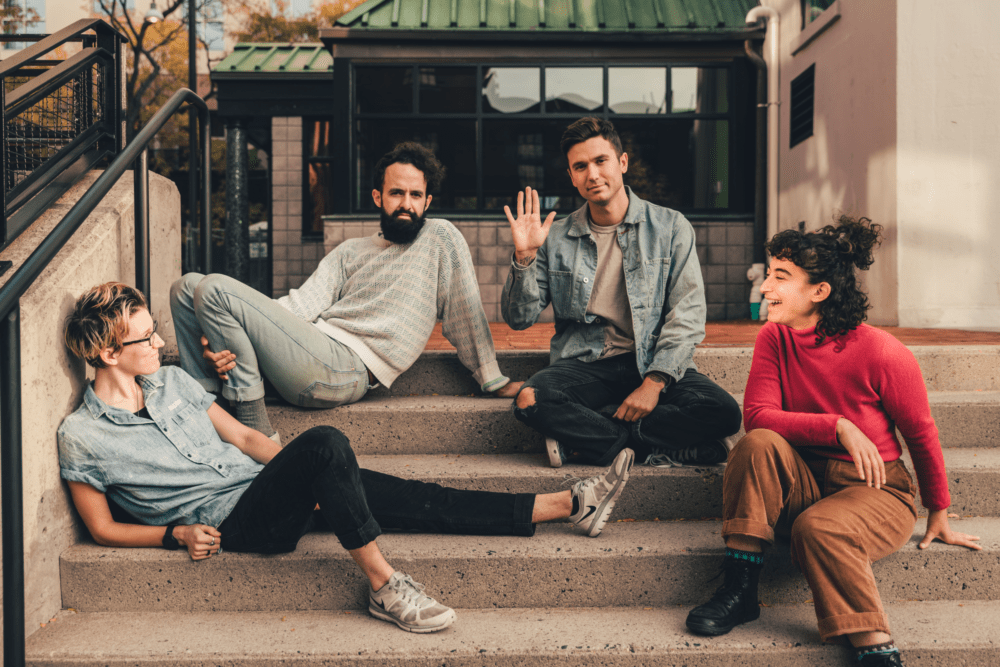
[516,387,536,410]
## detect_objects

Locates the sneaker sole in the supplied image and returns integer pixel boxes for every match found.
[368,604,457,633]
[585,448,635,537]
[545,437,563,468]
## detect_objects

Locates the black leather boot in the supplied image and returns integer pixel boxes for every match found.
[685,556,763,636]
[859,650,903,666]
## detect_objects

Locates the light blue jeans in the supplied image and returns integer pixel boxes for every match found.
[169,273,371,407]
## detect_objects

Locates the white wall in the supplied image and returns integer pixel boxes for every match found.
[896,0,1000,330]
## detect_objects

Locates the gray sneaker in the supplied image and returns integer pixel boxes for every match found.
[546,437,565,468]
[568,447,635,537]
[369,571,456,633]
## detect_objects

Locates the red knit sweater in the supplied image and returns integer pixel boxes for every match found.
[744,322,951,511]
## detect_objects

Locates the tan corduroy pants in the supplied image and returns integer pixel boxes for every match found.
[722,429,918,640]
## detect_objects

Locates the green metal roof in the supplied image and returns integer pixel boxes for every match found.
[212,43,333,79]
[335,0,759,32]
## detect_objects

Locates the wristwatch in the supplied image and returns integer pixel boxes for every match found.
[162,522,180,550]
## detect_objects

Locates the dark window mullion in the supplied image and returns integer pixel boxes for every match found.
[539,66,546,114]
[476,64,483,210]
[665,66,672,113]
[412,64,419,113]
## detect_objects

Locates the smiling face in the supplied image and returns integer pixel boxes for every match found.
[566,136,628,207]
[372,162,432,243]
[107,307,164,376]
[760,257,831,330]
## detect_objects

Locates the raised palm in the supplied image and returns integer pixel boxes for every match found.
[504,187,556,260]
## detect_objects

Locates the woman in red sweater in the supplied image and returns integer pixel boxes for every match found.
[685,217,980,666]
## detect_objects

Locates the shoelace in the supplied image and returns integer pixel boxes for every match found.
[388,574,433,608]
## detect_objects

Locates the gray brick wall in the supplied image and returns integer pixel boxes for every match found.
[320,217,756,322]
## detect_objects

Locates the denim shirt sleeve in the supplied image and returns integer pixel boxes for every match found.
[58,428,109,492]
[500,243,551,330]
[646,215,706,381]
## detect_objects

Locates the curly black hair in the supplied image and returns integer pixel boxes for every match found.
[765,215,884,344]
[372,141,446,194]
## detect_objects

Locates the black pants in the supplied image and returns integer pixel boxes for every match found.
[218,426,536,553]
[514,354,742,466]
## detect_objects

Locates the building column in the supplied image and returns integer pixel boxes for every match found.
[225,117,250,282]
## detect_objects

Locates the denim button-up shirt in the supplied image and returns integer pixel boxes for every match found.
[58,365,263,527]
[501,188,706,380]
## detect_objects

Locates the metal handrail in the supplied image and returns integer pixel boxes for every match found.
[1,86,212,667]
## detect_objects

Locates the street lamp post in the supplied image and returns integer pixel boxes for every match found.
[145,0,200,273]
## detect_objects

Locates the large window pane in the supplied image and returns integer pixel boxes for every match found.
[419,66,476,113]
[355,120,477,210]
[671,67,729,114]
[545,68,603,113]
[609,67,666,114]
[307,162,334,234]
[482,68,541,114]
[482,120,586,212]
[614,119,729,209]
[356,67,412,114]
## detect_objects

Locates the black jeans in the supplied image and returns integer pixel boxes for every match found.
[218,426,536,553]
[514,354,742,466]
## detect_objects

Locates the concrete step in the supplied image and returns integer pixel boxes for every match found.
[26,601,1000,666]
[268,391,1000,454]
[60,517,997,613]
[366,346,1000,397]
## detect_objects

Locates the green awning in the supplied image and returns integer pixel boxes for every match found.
[335,0,759,33]
[213,43,333,79]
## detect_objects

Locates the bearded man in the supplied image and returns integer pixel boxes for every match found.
[170,142,519,440]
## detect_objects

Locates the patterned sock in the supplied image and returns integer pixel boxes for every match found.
[235,398,276,438]
[725,547,764,566]
[856,641,898,662]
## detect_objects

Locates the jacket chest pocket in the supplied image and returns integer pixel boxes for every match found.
[171,404,214,445]
[548,270,577,314]
[646,258,671,308]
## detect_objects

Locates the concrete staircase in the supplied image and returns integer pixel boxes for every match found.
[28,345,1000,665]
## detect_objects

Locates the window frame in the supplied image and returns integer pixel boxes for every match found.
[349,61,746,217]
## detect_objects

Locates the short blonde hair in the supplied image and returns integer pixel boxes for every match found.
[64,283,147,368]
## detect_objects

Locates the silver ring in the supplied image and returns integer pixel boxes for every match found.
[210,538,215,546]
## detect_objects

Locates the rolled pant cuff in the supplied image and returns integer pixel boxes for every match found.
[222,380,266,403]
[722,519,775,544]
[817,611,891,641]
[512,493,537,537]
[335,514,383,551]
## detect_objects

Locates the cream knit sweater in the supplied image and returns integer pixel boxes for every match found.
[276,219,508,391]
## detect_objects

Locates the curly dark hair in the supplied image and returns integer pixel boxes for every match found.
[372,142,446,193]
[765,215,884,344]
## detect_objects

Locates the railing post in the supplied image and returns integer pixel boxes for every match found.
[200,105,212,275]
[1,305,26,667]
[134,149,150,303]
[2,84,7,246]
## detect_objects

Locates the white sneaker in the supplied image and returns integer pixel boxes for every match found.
[369,571,456,633]
[546,437,564,468]
[568,448,635,537]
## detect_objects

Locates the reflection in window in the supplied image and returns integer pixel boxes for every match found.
[609,68,666,114]
[355,120,476,210]
[305,119,335,234]
[672,68,728,114]
[546,68,602,112]
[482,68,541,114]
[419,67,476,113]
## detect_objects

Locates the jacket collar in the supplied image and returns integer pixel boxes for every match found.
[83,372,164,420]
[566,186,641,237]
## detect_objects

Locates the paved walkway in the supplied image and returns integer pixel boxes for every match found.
[425,321,1000,350]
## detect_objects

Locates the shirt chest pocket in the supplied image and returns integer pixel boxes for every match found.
[171,403,215,446]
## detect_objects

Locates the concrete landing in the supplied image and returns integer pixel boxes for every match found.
[60,518,997,613]
[267,391,1000,453]
[27,601,1000,667]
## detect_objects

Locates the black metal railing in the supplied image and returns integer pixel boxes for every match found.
[0,87,212,667]
[2,19,125,255]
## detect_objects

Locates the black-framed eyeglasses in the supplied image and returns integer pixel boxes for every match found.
[122,321,158,347]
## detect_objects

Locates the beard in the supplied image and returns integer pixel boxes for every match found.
[380,206,426,244]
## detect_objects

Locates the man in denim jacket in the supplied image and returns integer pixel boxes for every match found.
[501,118,741,468]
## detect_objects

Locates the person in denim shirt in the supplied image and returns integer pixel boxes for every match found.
[58,282,635,634]
[501,117,741,468]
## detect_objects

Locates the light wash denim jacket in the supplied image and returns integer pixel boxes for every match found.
[58,365,263,527]
[501,188,706,381]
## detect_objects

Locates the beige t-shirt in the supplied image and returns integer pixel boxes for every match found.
[586,220,635,359]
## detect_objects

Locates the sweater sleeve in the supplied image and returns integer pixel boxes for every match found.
[743,324,842,447]
[875,338,951,510]
[276,246,346,322]
[437,226,508,392]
